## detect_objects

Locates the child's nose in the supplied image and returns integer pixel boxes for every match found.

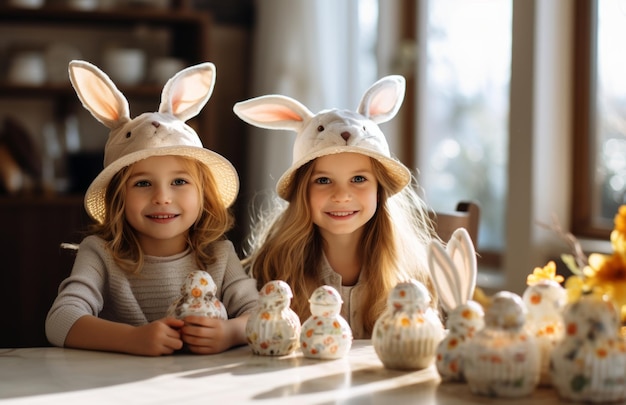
[152,185,172,204]
[332,185,351,202]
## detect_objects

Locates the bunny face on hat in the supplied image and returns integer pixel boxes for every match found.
[233,75,411,200]
[68,60,239,224]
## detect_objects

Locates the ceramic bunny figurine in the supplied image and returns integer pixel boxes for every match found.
[166,271,227,320]
[372,279,445,370]
[522,277,566,386]
[550,294,626,403]
[67,59,238,225]
[428,227,484,381]
[245,280,301,356]
[299,285,353,359]
[463,291,541,398]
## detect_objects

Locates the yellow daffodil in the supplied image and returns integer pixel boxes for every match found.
[611,205,626,255]
[526,260,564,286]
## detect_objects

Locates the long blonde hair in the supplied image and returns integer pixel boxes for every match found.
[91,156,234,274]
[244,157,437,335]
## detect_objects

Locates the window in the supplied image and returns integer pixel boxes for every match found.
[572,0,626,239]
[411,0,513,263]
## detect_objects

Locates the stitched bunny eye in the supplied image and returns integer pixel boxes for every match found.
[363,125,367,131]
[317,125,324,132]
[125,132,131,138]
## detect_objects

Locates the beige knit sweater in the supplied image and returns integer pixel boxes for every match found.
[45,235,258,347]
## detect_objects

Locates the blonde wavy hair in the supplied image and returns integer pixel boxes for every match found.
[243,157,438,335]
[91,156,234,274]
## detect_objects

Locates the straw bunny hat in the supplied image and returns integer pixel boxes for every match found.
[68,60,239,224]
[233,75,410,199]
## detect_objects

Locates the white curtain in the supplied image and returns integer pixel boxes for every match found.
[244,0,367,205]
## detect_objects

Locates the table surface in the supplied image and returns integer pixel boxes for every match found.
[0,340,562,404]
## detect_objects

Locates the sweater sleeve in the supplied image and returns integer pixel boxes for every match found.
[212,241,259,318]
[45,236,108,347]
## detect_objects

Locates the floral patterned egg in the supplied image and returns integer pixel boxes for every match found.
[166,270,227,320]
[435,300,484,381]
[246,280,301,356]
[373,279,445,370]
[463,291,540,398]
[522,279,566,386]
[550,294,626,403]
[300,285,352,359]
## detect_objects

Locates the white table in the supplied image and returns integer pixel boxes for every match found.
[0,340,560,404]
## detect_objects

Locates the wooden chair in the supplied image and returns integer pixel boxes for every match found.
[429,201,480,246]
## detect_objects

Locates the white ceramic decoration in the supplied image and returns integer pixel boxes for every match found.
[372,279,445,370]
[463,291,540,398]
[550,294,626,403]
[429,227,484,381]
[300,285,353,359]
[245,280,301,356]
[522,279,566,386]
[166,270,227,320]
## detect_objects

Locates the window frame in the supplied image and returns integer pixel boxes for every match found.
[571,0,613,240]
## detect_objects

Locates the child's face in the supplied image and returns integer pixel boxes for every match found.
[124,155,201,256]
[308,153,378,241]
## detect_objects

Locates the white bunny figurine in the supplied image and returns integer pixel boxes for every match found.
[166,270,227,320]
[428,227,484,382]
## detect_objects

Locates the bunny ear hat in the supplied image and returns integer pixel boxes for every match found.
[69,60,239,224]
[233,75,411,199]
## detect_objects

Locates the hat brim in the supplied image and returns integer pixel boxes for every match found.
[276,147,411,200]
[84,146,239,224]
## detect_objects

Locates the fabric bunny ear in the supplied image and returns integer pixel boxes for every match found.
[428,227,477,312]
[159,62,216,122]
[233,95,314,132]
[68,60,130,130]
[357,75,405,124]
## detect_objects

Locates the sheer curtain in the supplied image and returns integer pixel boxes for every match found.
[243,0,378,225]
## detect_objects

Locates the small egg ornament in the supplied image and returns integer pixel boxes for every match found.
[372,279,445,370]
[463,291,540,398]
[245,280,301,356]
[166,270,227,320]
[522,279,566,386]
[300,285,353,359]
[435,300,485,381]
[550,294,626,403]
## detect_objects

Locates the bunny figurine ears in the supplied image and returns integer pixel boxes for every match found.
[68,60,239,224]
[428,228,478,313]
[233,75,411,199]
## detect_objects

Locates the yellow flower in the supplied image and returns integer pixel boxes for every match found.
[579,253,626,321]
[526,261,564,286]
[611,205,626,254]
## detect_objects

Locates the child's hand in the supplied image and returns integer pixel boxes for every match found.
[181,315,239,354]
[127,317,185,356]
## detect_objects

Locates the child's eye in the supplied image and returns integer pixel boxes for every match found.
[134,180,150,187]
[353,175,366,183]
[314,177,331,185]
[172,178,188,186]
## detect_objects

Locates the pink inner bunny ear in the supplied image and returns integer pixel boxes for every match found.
[69,60,129,129]
[233,95,313,132]
[357,75,405,124]
[160,63,215,122]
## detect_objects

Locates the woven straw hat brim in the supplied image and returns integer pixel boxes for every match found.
[84,145,239,224]
[276,146,411,200]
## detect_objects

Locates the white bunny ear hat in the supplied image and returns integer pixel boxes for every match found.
[69,60,239,224]
[233,75,411,199]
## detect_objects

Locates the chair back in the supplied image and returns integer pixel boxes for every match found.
[430,201,480,246]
